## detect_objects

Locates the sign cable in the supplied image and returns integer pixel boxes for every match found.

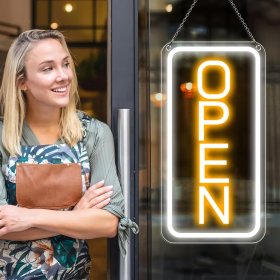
[166,0,261,51]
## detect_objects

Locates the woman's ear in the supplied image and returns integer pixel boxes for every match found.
[19,81,27,92]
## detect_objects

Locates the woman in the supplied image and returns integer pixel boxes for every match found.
[0,29,138,279]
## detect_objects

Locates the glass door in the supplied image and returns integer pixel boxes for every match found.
[138,0,280,279]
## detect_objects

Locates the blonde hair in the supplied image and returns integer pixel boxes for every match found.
[0,29,83,155]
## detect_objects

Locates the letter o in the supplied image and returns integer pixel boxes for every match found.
[198,60,230,99]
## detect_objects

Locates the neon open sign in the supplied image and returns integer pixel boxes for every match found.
[198,59,231,225]
[161,42,265,243]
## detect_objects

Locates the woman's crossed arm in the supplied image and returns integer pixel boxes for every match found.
[0,180,116,241]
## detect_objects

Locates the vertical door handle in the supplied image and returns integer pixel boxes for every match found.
[118,109,131,280]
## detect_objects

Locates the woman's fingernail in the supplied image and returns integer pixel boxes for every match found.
[109,191,113,195]
[108,185,113,189]
[100,180,105,184]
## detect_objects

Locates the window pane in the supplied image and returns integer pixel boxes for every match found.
[52,1,93,26]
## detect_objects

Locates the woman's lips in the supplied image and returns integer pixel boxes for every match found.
[51,86,68,96]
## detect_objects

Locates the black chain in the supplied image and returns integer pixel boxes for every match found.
[227,0,256,43]
[167,0,199,48]
[167,0,259,50]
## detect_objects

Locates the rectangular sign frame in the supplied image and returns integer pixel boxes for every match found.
[161,41,266,243]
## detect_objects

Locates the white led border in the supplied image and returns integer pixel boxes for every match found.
[166,46,262,239]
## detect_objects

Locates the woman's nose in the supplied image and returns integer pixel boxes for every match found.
[56,67,68,82]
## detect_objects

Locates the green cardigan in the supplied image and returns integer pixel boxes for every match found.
[0,113,138,256]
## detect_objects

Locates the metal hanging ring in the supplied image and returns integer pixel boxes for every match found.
[255,44,262,52]
[166,44,172,51]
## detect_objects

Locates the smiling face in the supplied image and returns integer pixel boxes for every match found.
[21,38,73,113]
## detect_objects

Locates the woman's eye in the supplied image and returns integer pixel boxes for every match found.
[64,62,70,68]
[42,67,52,72]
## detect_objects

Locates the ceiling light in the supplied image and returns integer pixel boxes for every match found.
[50,22,59,29]
[165,4,173,13]
[64,3,73,13]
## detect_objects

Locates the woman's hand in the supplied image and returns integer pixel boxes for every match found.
[0,205,32,235]
[74,180,113,211]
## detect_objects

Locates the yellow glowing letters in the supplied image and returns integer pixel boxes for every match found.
[198,60,230,225]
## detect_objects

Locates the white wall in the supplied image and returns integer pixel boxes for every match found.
[0,0,31,32]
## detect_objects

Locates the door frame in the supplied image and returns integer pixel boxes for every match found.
[108,1,139,279]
